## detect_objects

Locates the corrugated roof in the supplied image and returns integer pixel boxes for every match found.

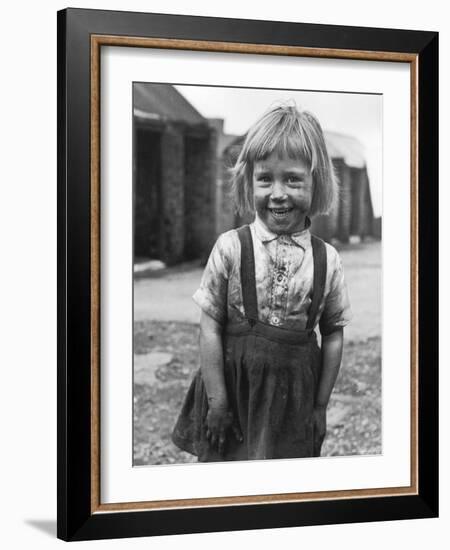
[133,83,207,126]
[324,131,366,168]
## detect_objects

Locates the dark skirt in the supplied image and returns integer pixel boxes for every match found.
[171,321,322,462]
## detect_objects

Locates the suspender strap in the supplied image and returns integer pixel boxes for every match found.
[237,225,258,326]
[306,235,328,330]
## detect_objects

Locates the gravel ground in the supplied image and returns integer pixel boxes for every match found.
[133,320,381,465]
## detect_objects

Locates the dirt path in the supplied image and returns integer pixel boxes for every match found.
[134,241,381,343]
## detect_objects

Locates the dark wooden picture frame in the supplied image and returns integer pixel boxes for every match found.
[57,8,438,541]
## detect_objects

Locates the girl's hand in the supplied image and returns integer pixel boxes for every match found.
[313,406,327,456]
[205,404,243,455]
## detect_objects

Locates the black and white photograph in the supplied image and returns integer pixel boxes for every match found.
[0,0,444,545]
[132,83,382,466]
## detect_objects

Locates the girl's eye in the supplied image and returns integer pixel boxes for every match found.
[256,175,271,184]
[286,177,302,186]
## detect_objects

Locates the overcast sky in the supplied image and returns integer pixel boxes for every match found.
[175,85,382,216]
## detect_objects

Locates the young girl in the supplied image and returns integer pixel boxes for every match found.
[172,103,352,462]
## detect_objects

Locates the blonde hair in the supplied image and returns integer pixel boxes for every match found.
[230,102,338,216]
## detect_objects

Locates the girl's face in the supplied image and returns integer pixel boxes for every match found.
[252,152,313,234]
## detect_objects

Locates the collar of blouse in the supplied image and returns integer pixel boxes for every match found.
[253,213,312,250]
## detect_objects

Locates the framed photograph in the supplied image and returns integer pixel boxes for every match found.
[57,8,438,541]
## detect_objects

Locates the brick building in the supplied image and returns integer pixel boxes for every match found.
[133,83,217,265]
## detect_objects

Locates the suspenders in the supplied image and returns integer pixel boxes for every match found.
[237,225,259,327]
[307,235,327,331]
[236,224,327,332]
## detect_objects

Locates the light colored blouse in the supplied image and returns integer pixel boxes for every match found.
[193,214,352,335]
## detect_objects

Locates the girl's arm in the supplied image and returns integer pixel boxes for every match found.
[313,328,344,454]
[316,328,344,409]
[199,310,242,453]
[199,309,228,409]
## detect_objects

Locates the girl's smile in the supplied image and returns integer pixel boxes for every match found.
[269,207,293,219]
[253,153,313,234]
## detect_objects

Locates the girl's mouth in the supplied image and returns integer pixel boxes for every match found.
[269,208,293,220]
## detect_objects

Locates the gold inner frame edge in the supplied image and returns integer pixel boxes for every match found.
[89,34,419,514]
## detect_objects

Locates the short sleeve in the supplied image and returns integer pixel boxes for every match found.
[320,251,352,336]
[192,233,231,325]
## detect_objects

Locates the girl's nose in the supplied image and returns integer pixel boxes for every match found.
[270,181,287,200]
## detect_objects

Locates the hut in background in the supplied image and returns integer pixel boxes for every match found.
[314,131,375,243]
[133,83,217,265]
